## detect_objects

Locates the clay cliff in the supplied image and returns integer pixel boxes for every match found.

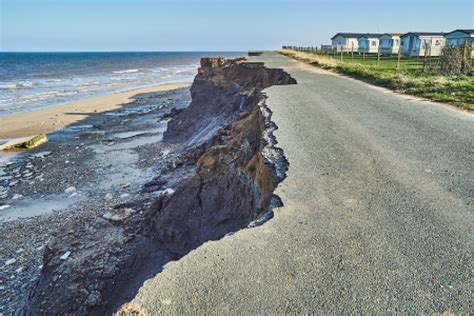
[19,57,296,315]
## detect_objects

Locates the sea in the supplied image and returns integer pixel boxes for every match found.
[0,52,243,116]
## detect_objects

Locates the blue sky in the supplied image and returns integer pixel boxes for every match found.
[1,0,473,51]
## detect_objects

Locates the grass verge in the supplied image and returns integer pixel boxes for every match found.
[278,50,474,111]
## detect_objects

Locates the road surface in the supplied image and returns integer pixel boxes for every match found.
[121,52,473,314]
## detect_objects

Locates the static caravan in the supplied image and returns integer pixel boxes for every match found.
[357,34,383,53]
[400,32,446,57]
[444,29,474,57]
[379,33,403,55]
[331,33,364,52]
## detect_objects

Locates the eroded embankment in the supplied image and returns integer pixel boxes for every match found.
[18,57,296,315]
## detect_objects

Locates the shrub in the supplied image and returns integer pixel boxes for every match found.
[439,45,465,75]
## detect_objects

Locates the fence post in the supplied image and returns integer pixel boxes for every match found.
[396,44,402,70]
[423,41,429,72]
[363,51,366,63]
[351,42,354,61]
[377,46,381,66]
[341,49,343,61]
[462,39,469,73]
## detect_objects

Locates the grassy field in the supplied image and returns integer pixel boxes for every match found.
[279,49,474,111]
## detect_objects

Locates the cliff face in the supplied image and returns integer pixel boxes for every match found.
[20,57,296,315]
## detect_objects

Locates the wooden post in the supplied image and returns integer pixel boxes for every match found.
[396,44,402,70]
[351,42,354,61]
[377,45,381,66]
[341,48,343,61]
[462,39,468,73]
[363,51,366,63]
[423,41,429,72]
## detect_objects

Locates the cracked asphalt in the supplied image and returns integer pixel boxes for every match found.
[120,52,473,314]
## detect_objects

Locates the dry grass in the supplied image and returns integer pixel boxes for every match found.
[278,50,474,111]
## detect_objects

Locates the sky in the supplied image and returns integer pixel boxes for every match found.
[1,0,473,52]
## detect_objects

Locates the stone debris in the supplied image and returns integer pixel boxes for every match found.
[102,208,136,222]
[5,258,16,266]
[161,188,175,196]
[59,251,71,260]
[64,186,76,194]
[31,151,52,159]
[121,183,131,189]
[0,205,11,211]
[114,131,147,139]
[248,210,274,228]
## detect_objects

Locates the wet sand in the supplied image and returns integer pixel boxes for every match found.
[0,83,191,138]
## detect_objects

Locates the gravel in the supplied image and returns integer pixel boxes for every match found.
[0,87,191,314]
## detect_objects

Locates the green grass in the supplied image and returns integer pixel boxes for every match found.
[279,50,474,111]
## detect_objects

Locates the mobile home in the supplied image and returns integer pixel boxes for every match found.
[444,29,474,57]
[331,33,364,52]
[379,33,403,55]
[358,34,383,53]
[400,32,446,57]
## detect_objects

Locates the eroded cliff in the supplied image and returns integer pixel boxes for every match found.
[19,57,296,315]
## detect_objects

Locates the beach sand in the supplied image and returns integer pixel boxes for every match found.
[0,83,191,138]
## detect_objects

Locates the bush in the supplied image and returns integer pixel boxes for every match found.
[439,45,471,75]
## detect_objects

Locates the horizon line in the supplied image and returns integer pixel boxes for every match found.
[0,50,256,53]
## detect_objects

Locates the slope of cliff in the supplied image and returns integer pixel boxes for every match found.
[19,57,296,315]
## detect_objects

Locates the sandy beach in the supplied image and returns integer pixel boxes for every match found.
[0,83,191,139]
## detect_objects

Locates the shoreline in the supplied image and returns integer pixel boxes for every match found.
[0,82,191,139]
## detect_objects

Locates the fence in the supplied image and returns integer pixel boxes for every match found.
[282,44,473,72]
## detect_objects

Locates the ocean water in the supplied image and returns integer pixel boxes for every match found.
[0,52,243,115]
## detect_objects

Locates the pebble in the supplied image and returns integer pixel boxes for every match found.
[15,267,23,274]
[5,258,16,265]
[12,194,23,200]
[121,183,131,189]
[104,193,113,200]
[161,188,175,196]
[0,205,11,211]
[64,186,76,194]
[120,193,130,198]
[59,251,71,260]
[32,151,51,159]
[69,192,78,198]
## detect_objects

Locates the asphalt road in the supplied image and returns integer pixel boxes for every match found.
[121,52,473,314]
